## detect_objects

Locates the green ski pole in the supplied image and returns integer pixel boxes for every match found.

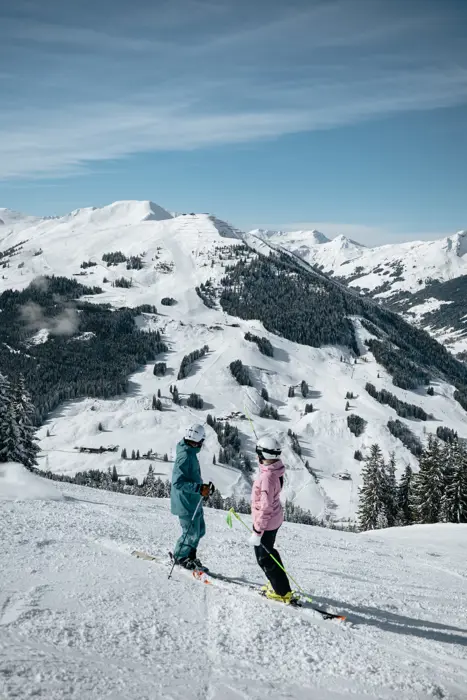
[243,404,258,440]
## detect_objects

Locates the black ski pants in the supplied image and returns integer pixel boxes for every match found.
[254,528,291,597]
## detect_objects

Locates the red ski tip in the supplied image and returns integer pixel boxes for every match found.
[192,570,212,585]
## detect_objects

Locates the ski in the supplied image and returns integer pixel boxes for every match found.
[132,550,347,621]
[258,590,346,621]
[306,606,347,622]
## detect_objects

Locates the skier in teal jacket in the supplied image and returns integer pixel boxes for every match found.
[171,424,212,571]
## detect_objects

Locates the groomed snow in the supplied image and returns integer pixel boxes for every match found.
[0,482,466,699]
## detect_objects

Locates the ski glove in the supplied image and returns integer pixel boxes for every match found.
[248,530,262,547]
[200,483,214,498]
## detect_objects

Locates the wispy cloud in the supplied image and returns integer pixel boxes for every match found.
[0,0,466,180]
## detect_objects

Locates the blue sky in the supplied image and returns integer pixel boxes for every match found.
[0,0,466,243]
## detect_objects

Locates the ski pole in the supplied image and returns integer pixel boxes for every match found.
[226,507,312,603]
[168,482,214,580]
[243,404,258,440]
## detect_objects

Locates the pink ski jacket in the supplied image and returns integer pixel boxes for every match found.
[251,460,285,535]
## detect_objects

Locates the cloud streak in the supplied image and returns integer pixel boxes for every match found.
[0,0,466,179]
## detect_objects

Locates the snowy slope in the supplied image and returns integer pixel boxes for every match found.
[1,473,466,700]
[2,202,467,521]
[257,228,467,297]
[252,228,467,353]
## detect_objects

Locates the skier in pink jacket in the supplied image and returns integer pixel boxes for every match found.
[249,436,296,604]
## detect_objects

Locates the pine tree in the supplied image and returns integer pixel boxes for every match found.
[288,386,295,398]
[213,454,216,465]
[0,400,21,464]
[98,421,104,431]
[163,453,168,462]
[144,464,156,496]
[412,436,444,524]
[157,389,161,398]
[210,489,224,510]
[383,452,398,527]
[358,444,387,531]
[121,447,128,459]
[397,464,413,525]
[345,401,350,411]
[131,449,136,460]
[152,395,157,410]
[0,375,39,468]
[111,465,118,482]
[11,377,40,468]
[441,440,467,523]
[261,387,269,402]
[300,380,308,398]
[155,399,163,411]
[136,449,140,460]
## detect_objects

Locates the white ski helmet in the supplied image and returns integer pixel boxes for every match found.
[184,424,206,443]
[256,435,281,459]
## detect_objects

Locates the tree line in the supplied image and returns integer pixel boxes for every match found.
[25,462,344,528]
[0,276,167,425]
[178,345,209,380]
[358,438,467,530]
[244,332,274,357]
[365,383,432,421]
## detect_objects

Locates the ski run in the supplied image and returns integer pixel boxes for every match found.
[1,464,467,700]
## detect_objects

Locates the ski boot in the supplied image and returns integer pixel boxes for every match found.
[175,556,199,571]
[265,589,301,606]
[174,555,209,573]
[188,549,209,573]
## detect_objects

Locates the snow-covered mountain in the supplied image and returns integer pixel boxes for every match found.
[1,465,466,700]
[255,228,467,354]
[2,201,467,523]
[252,228,331,246]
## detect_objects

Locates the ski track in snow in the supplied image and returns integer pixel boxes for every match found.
[1,480,466,700]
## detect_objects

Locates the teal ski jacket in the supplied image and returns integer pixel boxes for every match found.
[170,439,203,517]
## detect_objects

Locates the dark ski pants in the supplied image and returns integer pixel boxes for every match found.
[174,509,206,560]
[255,528,291,597]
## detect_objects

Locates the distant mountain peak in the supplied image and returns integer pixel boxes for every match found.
[307,230,330,244]
[331,234,365,249]
[250,228,330,245]
[65,200,172,226]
